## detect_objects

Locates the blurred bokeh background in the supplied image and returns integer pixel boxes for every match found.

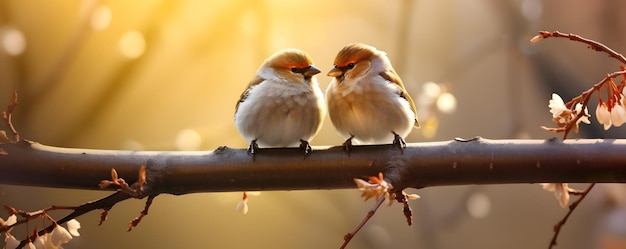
[2,0,626,248]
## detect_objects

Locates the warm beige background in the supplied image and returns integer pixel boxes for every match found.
[2,0,626,248]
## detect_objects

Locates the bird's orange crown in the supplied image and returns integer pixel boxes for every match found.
[333,43,376,67]
[268,49,314,70]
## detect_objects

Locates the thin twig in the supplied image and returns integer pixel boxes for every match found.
[340,194,386,249]
[2,205,77,230]
[532,31,620,248]
[396,193,413,226]
[547,183,596,249]
[7,191,132,249]
[5,166,148,248]
[2,91,19,142]
[533,31,626,138]
[535,31,626,65]
[128,194,157,231]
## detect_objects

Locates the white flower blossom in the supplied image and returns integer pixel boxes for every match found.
[575,104,590,122]
[235,192,260,215]
[610,99,626,127]
[354,175,392,202]
[236,199,249,215]
[548,93,569,122]
[354,173,420,207]
[0,214,17,227]
[574,103,591,124]
[541,183,573,208]
[33,235,46,249]
[596,102,612,130]
[66,219,81,237]
[41,233,62,249]
[24,242,36,249]
[595,93,626,130]
[546,93,591,132]
[4,233,20,249]
[50,224,73,246]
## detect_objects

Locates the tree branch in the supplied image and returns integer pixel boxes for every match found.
[533,31,626,65]
[1,137,625,196]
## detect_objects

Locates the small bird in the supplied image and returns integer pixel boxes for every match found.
[326,43,418,151]
[235,48,326,156]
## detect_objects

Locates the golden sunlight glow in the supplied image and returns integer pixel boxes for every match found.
[1,27,25,56]
[118,30,146,59]
[90,5,112,31]
[239,9,259,37]
[437,92,457,114]
[422,81,442,98]
[175,128,202,151]
[1,1,614,248]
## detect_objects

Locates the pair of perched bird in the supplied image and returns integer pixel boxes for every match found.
[234,43,419,155]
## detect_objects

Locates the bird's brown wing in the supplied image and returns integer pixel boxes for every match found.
[235,75,265,113]
[380,70,420,128]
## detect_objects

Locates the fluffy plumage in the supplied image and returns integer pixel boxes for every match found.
[235,49,325,154]
[326,43,418,148]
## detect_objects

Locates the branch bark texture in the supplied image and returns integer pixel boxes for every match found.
[1,138,625,196]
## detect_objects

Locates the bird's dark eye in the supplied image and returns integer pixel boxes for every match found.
[346,63,355,69]
[291,67,298,73]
